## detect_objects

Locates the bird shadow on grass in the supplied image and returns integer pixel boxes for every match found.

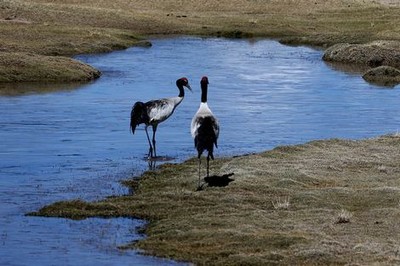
[197,173,235,191]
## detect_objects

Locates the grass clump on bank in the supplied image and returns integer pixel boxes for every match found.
[0,52,101,83]
[0,22,149,87]
[31,135,400,265]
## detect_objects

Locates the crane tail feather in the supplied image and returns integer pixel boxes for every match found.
[130,101,147,135]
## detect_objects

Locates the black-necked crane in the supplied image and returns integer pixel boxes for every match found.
[191,76,220,188]
[130,77,192,159]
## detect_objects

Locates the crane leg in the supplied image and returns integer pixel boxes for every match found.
[152,124,158,158]
[206,154,210,177]
[145,126,153,158]
[198,157,201,188]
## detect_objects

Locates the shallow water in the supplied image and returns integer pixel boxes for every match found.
[1,37,399,265]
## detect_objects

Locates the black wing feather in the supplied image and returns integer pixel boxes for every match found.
[195,116,218,159]
[130,101,149,134]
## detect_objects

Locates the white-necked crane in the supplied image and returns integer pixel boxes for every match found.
[191,76,220,188]
[130,77,192,159]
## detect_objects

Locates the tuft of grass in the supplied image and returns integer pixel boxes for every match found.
[335,209,353,224]
[272,196,291,210]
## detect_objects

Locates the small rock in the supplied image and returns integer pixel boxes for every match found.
[362,66,400,87]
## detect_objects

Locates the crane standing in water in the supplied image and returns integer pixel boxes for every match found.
[191,76,220,188]
[130,77,192,159]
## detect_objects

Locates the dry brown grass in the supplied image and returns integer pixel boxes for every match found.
[2,0,400,52]
[0,52,100,82]
[1,0,400,86]
[323,41,400,68]
[31,135,400,265]
[0,23,149,56]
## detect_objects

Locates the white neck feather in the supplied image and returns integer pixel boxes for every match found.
[172,96,184,107]
[197,102,212,115]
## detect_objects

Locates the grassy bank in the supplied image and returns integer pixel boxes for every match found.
[0,52,101,82]
[1,0,400,88]
[31,135,400,265]
[2,0,400,47]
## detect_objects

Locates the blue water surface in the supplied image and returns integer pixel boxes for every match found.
[0,37,399,265]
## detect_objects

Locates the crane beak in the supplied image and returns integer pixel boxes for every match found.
[185,84,193,92]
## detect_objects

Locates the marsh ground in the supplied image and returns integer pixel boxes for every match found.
[33,135,400,265]
[4,0,400,264]
[1,0,400,85]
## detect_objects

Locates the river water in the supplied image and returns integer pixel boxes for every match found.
[1,37,399,265]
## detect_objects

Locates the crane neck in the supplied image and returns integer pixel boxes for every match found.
[201,82,208,103]
[176,81,185,98]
